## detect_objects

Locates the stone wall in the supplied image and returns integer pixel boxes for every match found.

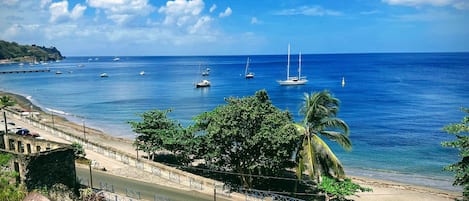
[24,147,76,191]
[0,133,77,193]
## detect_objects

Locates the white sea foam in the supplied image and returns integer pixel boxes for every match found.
[45,108,70,116]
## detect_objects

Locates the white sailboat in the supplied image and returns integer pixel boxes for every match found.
[196,79,211,88]
[196,64,211,88]
[277,44,307,86]
[245,57,254,79]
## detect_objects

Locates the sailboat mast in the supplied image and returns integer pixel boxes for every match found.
[299,52,302,79]
[245,57,249,75]
[287,43,290,79]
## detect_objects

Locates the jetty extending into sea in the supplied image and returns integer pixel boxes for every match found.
[0,69,50,74]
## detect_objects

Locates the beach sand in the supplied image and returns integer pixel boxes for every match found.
[0,91,463,201]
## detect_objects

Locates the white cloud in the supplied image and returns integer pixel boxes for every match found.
[189,16,212,34]
[49,1,86,23]
[219,7,232,18]
[453,1,469,10]
[360,10,380,15]
[158,0,209,29]
[251,17,261,24]
[1,0,19,6]
[1,24,42,41]
[382,0,452,6]
[383,0,469,10]
[40,0,52,8]
[209,4,216,13]
[86,0,154,24]
[275,6,342,16]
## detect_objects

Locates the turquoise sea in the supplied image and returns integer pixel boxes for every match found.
[0,53,468,191]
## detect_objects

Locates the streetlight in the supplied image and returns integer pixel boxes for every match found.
[135,135,139,161]
[82,119,86,141]
[89,161,93,188]
[29,104,33,119]
[51,110,55,132]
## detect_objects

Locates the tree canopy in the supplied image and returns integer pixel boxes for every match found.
[129,109,195,164]
[0,40,63,61]
[194,90,300,187]
[442,107,469,199]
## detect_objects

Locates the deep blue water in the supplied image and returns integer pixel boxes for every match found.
[1,53,468,190]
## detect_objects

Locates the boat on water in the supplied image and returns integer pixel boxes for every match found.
[196,65,211,88]
[277,44,307,86]
[55,71,62,74]
[100,73,108,77]
[196,79,211,88]
[140,71,145,75]
[202,66,210,76]
[342,77,345,87]
[113,57,120,61]
[244,57,254,79]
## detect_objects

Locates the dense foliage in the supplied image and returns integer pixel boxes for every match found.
[0,153,26,201]
[319,176,372,201]
[71,142,86,159]
[442,107,469,199]
[129,109,196,164]
[0,40,63,61]
[194,90,300,188]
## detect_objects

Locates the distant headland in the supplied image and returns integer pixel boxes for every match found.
[0,40,64,64]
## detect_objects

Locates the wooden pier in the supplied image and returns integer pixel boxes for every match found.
[0,69,51,74]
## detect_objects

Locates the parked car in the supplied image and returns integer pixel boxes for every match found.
[27,132,40,138]
[16,128,30,135]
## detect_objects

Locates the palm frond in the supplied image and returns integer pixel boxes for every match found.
[320,117,350,135]
[320,131,352,151]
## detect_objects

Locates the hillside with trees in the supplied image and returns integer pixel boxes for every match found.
[0,40,64,62]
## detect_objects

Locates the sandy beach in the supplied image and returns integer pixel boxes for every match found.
[0,91,463,201]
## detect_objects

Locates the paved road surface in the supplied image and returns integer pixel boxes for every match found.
[76,166,230,201]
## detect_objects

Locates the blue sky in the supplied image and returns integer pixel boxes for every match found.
[1,0,468,56]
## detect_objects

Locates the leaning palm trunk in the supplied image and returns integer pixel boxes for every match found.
[294,90,351,185]
[297,133,346,184]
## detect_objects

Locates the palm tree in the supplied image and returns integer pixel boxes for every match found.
[1,95,16,149]
[1,96,16,134]
[294,90,351,184]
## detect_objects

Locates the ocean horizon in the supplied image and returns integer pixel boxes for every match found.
[1,52,468,191]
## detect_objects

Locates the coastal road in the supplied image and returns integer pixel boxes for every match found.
[76,166,230,201]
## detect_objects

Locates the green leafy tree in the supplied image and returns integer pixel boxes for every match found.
[194,90,299,188]
[129,109,194,163]
[71,142,86,159]
[0,153,26,201]
[442,107,469,200]
[319,176,372,201]
[1,96,16,136]
[294,90,352,183]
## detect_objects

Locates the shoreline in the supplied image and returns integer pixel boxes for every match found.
[0,90,463,200]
